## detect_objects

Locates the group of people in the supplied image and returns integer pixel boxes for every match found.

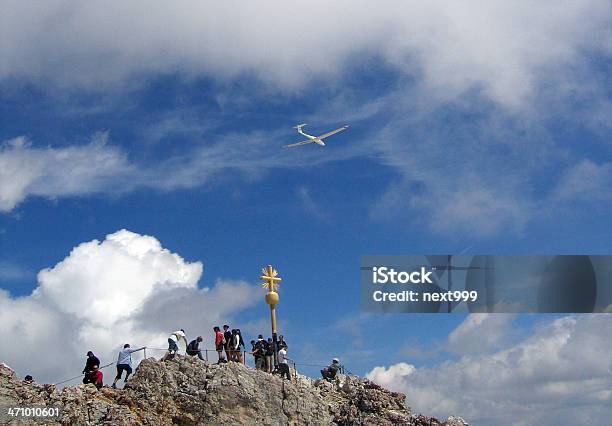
[250,334,291,379]
[82,351,103,389]
[214,325,245,363]
[161,326,247,364]
[78,327,341,390]
[82,344,144,389]
[162,327,292,380]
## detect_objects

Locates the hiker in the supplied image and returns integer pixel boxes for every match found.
[214,326,226,363]
[277,335,288,351]
[249,339,257,365]
[223,325,233,361]
[276,335,287,364]
[187,336,204,361]
[84,365,103,389]
[112,344,144,388]
[82,351,100,383]
[227,329,236,361]
[265,338,275,373]
[321,358,341,381]
[24,375,34,384]
[277,346,291,380]
[231,329,243,363]
[236,329,245,355]
[163,329,188,361]
[253,335,267,371]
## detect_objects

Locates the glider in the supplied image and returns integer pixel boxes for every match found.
[283,124,349,148]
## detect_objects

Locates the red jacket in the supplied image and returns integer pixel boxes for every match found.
[215,330,223,346]
[91,370,103,388]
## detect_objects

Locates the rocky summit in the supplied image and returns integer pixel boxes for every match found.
[0,357,468,425]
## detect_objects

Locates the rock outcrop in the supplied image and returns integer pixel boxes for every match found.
[0,357,467,425]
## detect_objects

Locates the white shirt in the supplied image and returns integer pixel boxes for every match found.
[117,347,138,367]
[170,330,185,343]
[278,348,288,364]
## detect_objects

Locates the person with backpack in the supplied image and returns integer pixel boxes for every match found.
[253,335,266,371]
[249,339,257,365]
[82,351,100,383]
[163,329,188,361]
[231,329,242,362]
[84,364,103,389]
[214,326,226,363]
[321,358,341,381]
[112,343,144,388]
[277,335,288,350]
[186,336,204,360]
[223,325,233,361]
[265,338,275,373]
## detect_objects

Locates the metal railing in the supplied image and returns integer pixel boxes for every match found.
[143,347,248,364]
[53,346,345,386]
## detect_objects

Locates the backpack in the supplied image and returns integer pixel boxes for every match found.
[254,340,265,356]
[186,340,198,355]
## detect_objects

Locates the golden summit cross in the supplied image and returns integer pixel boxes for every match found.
[260,265,281,292]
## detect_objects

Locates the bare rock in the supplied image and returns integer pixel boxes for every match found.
[0,358,467,425]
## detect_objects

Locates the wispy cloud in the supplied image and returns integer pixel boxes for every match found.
[296,187,329,221]
[0,128,362,212]
[2,0,611,239]
[0,261,31,282]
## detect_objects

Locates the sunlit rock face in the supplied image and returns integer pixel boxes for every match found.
[0,356,468,425]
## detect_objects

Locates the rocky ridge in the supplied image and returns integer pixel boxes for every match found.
[0,357,467,425]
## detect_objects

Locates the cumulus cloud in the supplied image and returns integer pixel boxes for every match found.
[0,229,260,384]
[366,314,612,425]
[36,229,202,324]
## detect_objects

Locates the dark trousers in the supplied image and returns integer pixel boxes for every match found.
[278,363,291,379]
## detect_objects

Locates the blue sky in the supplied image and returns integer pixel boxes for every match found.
[1,2,612,425]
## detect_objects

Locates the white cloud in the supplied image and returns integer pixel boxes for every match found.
[0,229,260,384]
[36,229,202,324]
[367,363,416,390]
[0,134,134,212]
[1,1,611,236]
[296,186,328,221]
[2,1,611,108]
[366,314,612,425]
[552,160,612,202]
[447,314,515,355]
[0,127,362,212]
[0,261,31,282]
[369,116,538,237]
